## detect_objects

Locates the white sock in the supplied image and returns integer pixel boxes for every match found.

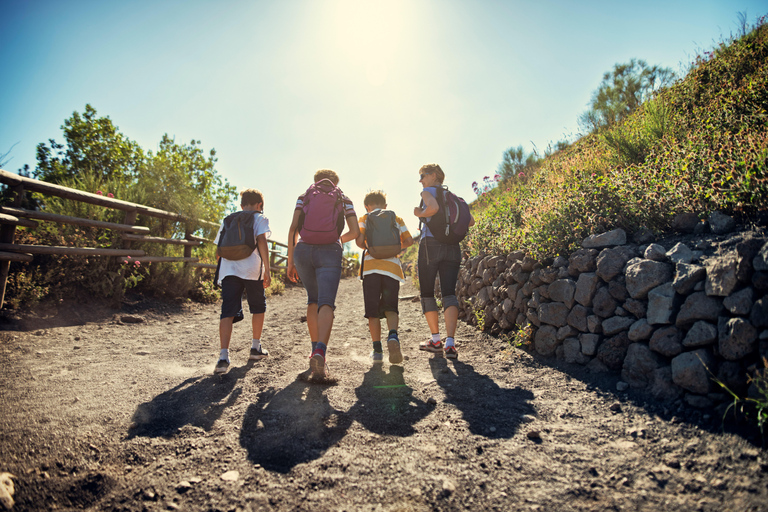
[445,337,455,347]
[251,339,261,351]
[431,333,441,343]
[220,348,229,361]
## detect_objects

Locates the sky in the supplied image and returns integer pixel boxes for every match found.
[1,0,765,248]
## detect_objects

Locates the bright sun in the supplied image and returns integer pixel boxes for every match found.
[331,0,406,86]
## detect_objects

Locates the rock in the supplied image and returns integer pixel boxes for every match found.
[672,263,706,295]
[597,332,630,371]
[682,321,717,348]
[616,381,630,391]
[568,249,599,276]
[685,394,714,408]
[753,240,768,271]
[705,255,739,296]
[586,358,610,373]
[534,325,559,356]
[708,211,736,234]
[666,243,695,264]
[563,337,589,364]
[754,271,768,290]
[672,212,700,233]
[644,244,667,262]
[557,325,578,341]
[220,470,240,482]
[632,227,655,244]
[120,315,145,324]
[718,317,758,360]
[580,333,600,356]
[602,316,634,336]
[538,302,569,328]
[583,228,627,248]
[676,292,723,327]
[592,286,618,318]
[608,278,629,301]
[539,267,559,284]
[567,304,589,332]
[628,319,653,341]
[650,326,683,357]
[671,349,713,394]
[649,366,683,402]
[751,298,768,328]
[0,472,16,510]
[176,481,193,493]
[625,259,674,299]
[574,272,600,307]
[596,246,634,282]
[622,343,662,389]
[548,279,577,308]
[623,298,647,319]
[646,283,675,325]
[587,315,601,334]
[723,288,753,316]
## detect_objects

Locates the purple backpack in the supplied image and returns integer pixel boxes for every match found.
[423,186,471,245]
[298,179,346,244]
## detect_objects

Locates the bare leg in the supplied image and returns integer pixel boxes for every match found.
[424,310,440,335]
[445,306,458,338]
[219,317,234,349]
[251,312,264,340]
[368,317,382,342]
[317,304,334,343]
[384,311,399,332]
[306,303,319,342]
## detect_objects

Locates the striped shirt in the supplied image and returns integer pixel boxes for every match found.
[358,210,412,282]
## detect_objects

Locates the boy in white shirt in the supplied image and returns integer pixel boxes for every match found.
[213,189,272,374]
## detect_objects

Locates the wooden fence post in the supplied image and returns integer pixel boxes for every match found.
[0,183,25,309]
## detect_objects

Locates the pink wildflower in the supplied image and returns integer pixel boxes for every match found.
[96,190,103,195]
[518,172,525,178]
[107,193,114,198]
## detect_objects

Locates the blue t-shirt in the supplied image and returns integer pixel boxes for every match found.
[420,186,438,239]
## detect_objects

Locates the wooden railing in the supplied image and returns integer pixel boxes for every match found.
[0,169,289,308]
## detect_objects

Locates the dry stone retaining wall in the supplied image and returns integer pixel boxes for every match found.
[457,226,768,411]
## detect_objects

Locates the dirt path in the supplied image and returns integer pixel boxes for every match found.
[1,276,767,511]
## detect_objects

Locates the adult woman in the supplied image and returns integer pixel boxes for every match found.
[413,163,474,359]
[287,169,359,379]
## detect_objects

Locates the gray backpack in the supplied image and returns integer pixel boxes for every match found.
[217,211,257,261]
[365,210,401,259]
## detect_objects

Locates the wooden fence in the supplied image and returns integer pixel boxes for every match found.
[0,169,288,308]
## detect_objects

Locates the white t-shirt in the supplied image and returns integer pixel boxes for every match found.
[214,212,272,285]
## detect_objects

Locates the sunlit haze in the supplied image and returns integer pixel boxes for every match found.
[1,0,765,246]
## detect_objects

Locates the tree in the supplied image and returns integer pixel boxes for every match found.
[579,59,675,133]
[35,104,143,185]
[142,135,236,235]
[498,145,539,180]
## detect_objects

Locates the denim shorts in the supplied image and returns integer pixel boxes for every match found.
[417,236,461,313]
[294,241,343,310]
[220,276,266,319]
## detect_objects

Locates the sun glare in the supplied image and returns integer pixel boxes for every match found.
[331,0,405,86]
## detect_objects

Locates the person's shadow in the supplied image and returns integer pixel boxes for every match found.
[127,364,251,438]
[240,379,353,473]
[429,356,535,438]
[348,365,431,436]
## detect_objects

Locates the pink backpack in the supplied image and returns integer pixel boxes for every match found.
[298,179,346,244]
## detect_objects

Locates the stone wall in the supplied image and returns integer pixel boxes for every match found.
[457,226,768,410]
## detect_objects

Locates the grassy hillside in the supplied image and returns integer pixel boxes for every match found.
[466,17,768,260]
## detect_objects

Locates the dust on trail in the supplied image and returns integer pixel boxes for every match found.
[0,276,767,511]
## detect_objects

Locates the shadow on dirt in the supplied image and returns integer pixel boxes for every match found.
[127,364,251,438]
[348,365,432,436]
[240,380,352,473]
[429,356,536,438]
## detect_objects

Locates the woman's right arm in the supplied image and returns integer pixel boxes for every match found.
[286,209,302,283]
[413,190,439,219]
